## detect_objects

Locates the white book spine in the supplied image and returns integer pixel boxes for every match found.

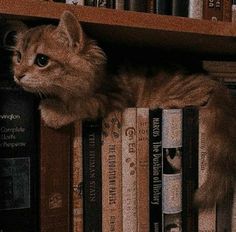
[188,0,203,19]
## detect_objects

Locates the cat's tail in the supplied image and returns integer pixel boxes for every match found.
[194,84,236,208]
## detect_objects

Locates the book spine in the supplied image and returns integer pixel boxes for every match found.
[188,0,203,19]
[96,0,108,7]
[40,123,72,232]
[182,107,199,232]
[107,0,115,8]
[156,0,172,14]
[231,183,236,231]
[85,0,96,6]
[222,0,232,21]
[72,122,83,232]
[136,108,149,232]
[146,0,156,13]
[162,109,182,232]
[127,0,146,12]
[217,193,232,232]
[122,108,137,232]
[65,0,84,5]
[203,0,223,21]
[0,87,39,232]
[115,0,124,9]
[149,108,162,232]
[232,0,236,22]
[198,108,216,232]
[172,0,189,16]
[82,119,102,232]
[102,111,122,232]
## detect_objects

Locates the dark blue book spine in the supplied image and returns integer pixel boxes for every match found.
[149,108,162,232]
[182,107,199,232]
[156,0,172,15]
[172,0,189,16]
[83,119,102,232]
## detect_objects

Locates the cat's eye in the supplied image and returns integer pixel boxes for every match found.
[35,54,49,67]
[15,51,21,63]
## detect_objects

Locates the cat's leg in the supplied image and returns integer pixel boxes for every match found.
[39,98,76,129]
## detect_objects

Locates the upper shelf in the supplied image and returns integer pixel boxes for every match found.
[1,0,236,56]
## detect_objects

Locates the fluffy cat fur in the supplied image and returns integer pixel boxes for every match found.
[12,11,236,208]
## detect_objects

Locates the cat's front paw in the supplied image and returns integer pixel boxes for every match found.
[39,99,75,129]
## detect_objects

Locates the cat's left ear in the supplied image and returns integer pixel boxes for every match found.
[56,11,85,50]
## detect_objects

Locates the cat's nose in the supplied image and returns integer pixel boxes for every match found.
[15,75,25,81]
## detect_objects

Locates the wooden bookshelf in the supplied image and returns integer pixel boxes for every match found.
[1,0,236,56]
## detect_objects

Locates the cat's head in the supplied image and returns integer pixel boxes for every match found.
[12,11,106,100]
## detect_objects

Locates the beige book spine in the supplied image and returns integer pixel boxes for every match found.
[137,108,149,232]
[198,109,216,232]
[102,111,122,232]
[72,121,83,232]
[122,108,137,232]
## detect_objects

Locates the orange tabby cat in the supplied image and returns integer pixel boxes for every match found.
[12,11,236,208]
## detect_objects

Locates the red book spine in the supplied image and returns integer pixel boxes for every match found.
[203,0,223,21]
[40,123,72,232]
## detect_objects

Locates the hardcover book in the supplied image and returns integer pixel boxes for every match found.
[82,119,102,232]
[0,85,39,232]
[72,122,83,232]
[162,109,182,232]
[40,123,72,232]
[136,108,149,232]
[203,0,223,21]
[122,108,137,232]
[0,22,39,232]
[102,111,122,232]
[172,0,189,16]
[182,107,199,232]
[188,0,203,19]
[149,108,162,232]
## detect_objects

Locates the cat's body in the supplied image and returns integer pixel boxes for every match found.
[12,11,236,208]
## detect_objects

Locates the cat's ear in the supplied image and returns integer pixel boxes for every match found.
[56,11,85,50]
[1,20,28,50]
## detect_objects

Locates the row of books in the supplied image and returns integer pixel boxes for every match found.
[50,0,236,22]
[0,21,235,232]
[0,91,234,232]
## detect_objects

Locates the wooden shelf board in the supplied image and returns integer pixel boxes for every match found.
[1,0,236,55]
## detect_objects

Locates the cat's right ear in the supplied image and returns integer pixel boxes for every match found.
[56,11,85,50]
